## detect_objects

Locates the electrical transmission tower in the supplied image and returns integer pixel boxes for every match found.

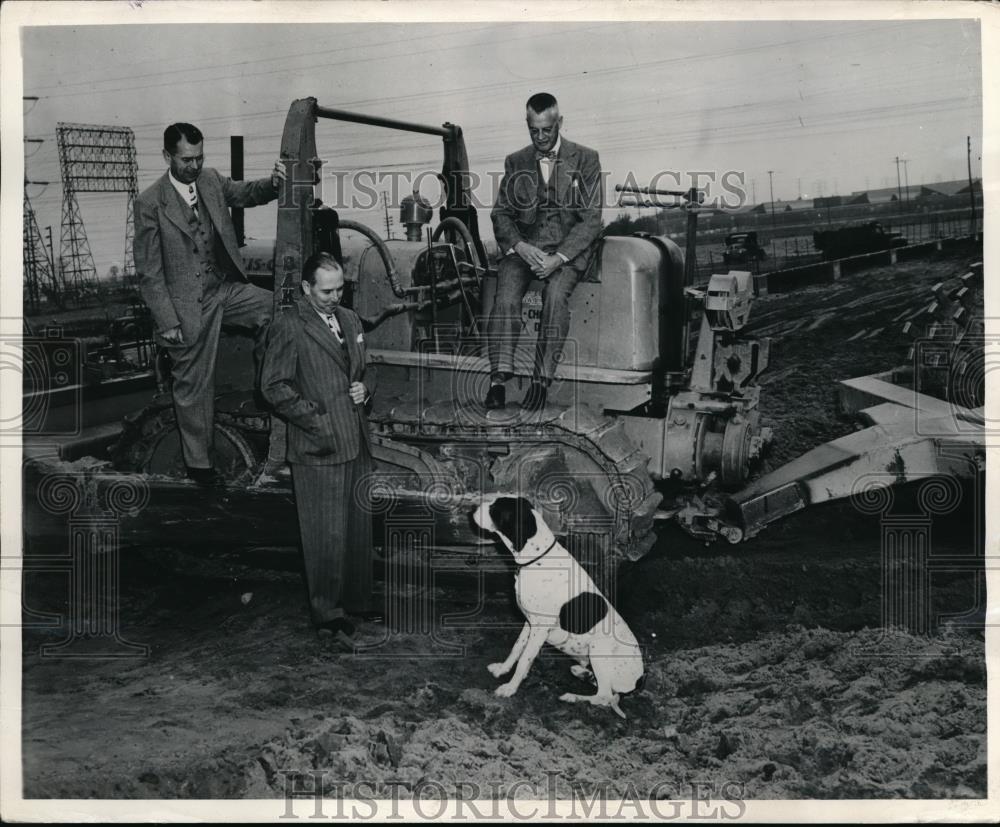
[56,123,139,303]
[23,190,60,313]
[23,127,58,313]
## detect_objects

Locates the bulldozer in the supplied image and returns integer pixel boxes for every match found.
[100,98,772,567]
[29,98,983,572]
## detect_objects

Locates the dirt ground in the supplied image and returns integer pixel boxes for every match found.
[20,247,986,801]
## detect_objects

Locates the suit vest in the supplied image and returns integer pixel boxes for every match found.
[526,162,565,252]
[182,193,227,285]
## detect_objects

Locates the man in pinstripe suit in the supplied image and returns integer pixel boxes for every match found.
[261,252,376,643]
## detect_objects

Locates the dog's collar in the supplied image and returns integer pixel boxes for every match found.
[515,538,558,567]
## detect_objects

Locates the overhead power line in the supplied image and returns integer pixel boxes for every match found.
[34,22,899,102]
[29,23,511,93]
[34,22,614,101]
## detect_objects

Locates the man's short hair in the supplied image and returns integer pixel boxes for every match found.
[526,93,558,114]
[302,251,343,285]
[163,123,204,153]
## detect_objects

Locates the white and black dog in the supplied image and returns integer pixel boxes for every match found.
[473,496,644,718]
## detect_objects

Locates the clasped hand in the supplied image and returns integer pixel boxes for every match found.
[515,242,563,279]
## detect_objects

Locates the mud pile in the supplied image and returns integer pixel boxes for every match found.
[240,626,984,800]
[751,252,977,466]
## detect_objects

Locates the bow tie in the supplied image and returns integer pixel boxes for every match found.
[535,150,557,161]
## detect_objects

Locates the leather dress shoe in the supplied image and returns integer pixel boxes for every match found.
[186,466,225,488]
[484,383,506,410]
[521,382,547,411]
[316,617,356,648]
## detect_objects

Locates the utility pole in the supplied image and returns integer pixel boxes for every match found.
[901,159,910,205]
[767,170,776,228]
[967,136,977,235]
[767,170,776,260]
[750,178,756,206]
[894,156,903,204]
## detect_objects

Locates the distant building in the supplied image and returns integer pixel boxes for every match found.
[814,193,869,208]
[748,198,813,214]
[714,176,979,223]
[851,185,919,205]
[850,178,980,205]
[917,179,982,200]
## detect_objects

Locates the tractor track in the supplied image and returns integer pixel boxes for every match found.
[368,403,661,563]
[109,399,662,565]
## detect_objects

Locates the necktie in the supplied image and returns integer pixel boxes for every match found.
[188,185,199,217]
[324,313,343,343]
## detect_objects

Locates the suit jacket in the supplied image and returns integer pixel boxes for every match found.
[260,299,376,466]
[134,167,278,338]
[491,138,603,272]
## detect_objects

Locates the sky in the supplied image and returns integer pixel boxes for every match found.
[18,15,983,277]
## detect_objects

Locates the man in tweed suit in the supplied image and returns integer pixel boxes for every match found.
[134,122,285,486]
[486,92,603,411]
[261,253,376,643]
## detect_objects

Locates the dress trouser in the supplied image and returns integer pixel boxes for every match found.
[165,279,273,469]
[290,441,374,624]
[486,255,580,383]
